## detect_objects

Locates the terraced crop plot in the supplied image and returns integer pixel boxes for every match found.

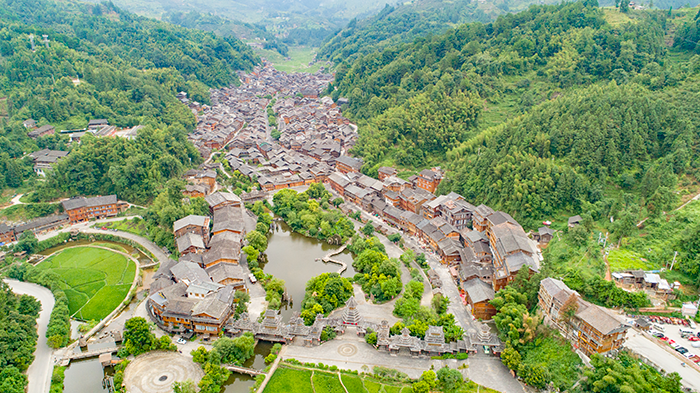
[37,246,136,320]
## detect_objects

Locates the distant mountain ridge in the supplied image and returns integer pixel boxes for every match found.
[317,0,564,63]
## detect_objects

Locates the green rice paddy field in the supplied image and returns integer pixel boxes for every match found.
[263,365,499,393]
[38,246,136,320]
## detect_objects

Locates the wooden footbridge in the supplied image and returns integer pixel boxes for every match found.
[60,346,119,366]
[319,242,349,274]
[224,364,266,376]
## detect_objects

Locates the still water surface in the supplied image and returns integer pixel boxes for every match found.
[261,220,356,320]
[62,221,355,392]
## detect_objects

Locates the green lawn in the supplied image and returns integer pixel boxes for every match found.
[607,249,656,272]
[264,366,415,393]
[312,372,344,393]
[263,367,313,393]
[37,247,136,320]
[341,374,367,393]
[101,218,148,237]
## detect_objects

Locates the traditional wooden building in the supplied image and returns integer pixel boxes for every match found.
[174,215,211,245]
[0,224,16,245]
[462,279,497,320]
[205,192,242,213]
[335,155,362,174]
[62,195,118,223]
[414,169,442,193]
[539,278,629,357]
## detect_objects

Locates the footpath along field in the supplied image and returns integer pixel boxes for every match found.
[37,246,136,320]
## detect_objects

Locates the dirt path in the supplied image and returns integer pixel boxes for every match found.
[604,251,612,281]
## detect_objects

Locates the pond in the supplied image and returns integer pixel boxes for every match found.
[221,341,273,393]
[260,220,356,320]
[63,219,359,392]
[63,340,117,393]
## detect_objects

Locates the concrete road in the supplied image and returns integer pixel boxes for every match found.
[625,330,700,391]
[4,279,56,393]
[36,217,170,264]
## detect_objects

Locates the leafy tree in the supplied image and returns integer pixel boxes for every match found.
[123,317,156,356]
[246,230,268,252]
[365,331,377,345]
[362,222,375,236]
[172,379,197,393]
[15,232,38,254]
[436,367,463,392]
[387,233,401,243]
[0,366,28,393]
[580,353,682,393]
[212,332,255,365]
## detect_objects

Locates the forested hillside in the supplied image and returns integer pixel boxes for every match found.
[164,11,289,57]
[317,0,561,63]
[0,0,258,203]
[328,1,700,226]
[85,0,394,47]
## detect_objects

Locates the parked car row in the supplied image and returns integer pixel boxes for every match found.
[630,314,693,327]
[650,328,700,364]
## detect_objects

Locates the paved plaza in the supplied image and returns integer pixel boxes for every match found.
[284,328,525,393]
[123,352,204,393]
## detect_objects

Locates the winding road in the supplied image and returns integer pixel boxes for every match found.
[35,216,170,264]
[4,279,55,393]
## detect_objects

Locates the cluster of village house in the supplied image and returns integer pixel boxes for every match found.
[147,191,249,335]
[177,68,631,357]
[8,68,630,358]
[21,119,141,177]
[0,195,125,245]
[188,63,357,192]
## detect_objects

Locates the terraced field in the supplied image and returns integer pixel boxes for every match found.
[37,246,136,320]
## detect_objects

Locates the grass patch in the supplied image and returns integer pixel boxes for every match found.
[254,45,323,74]
[73,280,106,299]
[100,218,148,237]
[363,380,382,393]
[263,366,313,393]
[608,249,656,272]
[77,284,131,320]
[38,247,135,320]
[312,372,343,393]
[602,7,639,26]
[63,289,89,313]
[0,202,61,221]
[341,374,367,393]
[92,242,128,253]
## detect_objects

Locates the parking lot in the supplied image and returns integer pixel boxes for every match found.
[625,321,700,392]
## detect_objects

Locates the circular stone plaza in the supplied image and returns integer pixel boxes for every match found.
[122,352,204,393]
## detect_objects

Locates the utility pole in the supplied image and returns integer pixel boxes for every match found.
[670,251,678,271]
[42,34,49,48]
[29,34,35,51]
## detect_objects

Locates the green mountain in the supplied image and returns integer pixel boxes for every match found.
[0,0,258,202]
[83,0,399,47]
[327,1,700,227]
[317,0,564,64]
[163,11,290,57]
